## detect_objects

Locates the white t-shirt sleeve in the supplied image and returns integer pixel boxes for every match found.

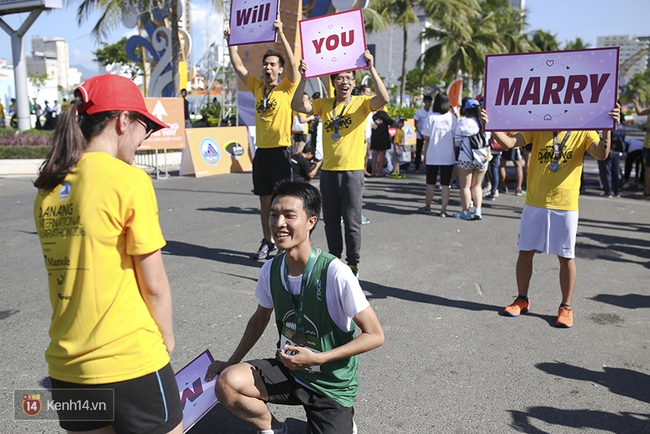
[254,261,275,309]
[422,115,433,138]
[326,259,370,331]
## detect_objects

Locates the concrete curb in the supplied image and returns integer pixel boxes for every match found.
[0,152,184,177]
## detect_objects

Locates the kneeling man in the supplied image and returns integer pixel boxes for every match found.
[205,180,384,434]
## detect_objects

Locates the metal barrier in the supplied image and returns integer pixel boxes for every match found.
[134,149,175,179]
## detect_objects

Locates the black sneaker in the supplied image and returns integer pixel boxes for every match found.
[253,239,276,260]
[349,264,359,278]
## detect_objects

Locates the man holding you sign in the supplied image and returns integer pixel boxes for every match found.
[291,48,389,278]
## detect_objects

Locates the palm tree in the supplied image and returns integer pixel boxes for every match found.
[419,0,505,81]
[563,37,591,51]
[365,0,473,105]
[482,0,536,54]
[74,0,223,96]
[529,30,560,52]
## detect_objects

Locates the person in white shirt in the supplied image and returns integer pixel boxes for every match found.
[413,94,433,171]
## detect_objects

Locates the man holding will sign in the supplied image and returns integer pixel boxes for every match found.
[205,181,384,434]
[225,18,299,261]
[290,50,389,278]
[483,103,621,328]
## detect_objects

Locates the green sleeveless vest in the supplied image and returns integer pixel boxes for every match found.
[270,251,359,407]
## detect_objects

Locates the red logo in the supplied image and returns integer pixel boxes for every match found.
[22,394,42,416]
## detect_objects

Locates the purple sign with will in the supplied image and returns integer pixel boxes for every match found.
[484,48,619,131]
[228,0,279,46]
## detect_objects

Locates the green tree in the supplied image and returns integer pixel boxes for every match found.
[93,37,143,80]
[529,30,560,52]
[28,73,49,98]
[403,68,440,96]
[366,0,473,105]
[420,0,505,80]
[622,68,650,106]
[563,37,591,51]
[482,0,536,54]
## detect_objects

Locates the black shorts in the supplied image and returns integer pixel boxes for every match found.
[502,148,522,161]
[248,358,355,434]
[253,147,292,196]
[294,133,308,143]
[50,363,182,433]
[426,164,454,186]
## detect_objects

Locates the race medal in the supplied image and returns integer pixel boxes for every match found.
[549,162,560,172]
[291,332,308,346]
[331,132,341,141]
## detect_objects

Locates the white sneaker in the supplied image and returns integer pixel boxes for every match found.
[353,420,358,434]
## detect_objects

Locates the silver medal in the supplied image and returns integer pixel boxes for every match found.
[331,133,341,141]
[549,162,560,172]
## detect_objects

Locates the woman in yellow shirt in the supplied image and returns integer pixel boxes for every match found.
[33,74,183,434]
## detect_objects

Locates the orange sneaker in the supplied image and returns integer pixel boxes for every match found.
[555,306,573,328]
[503,296,530,317]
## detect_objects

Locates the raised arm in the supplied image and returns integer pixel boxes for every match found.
[275,19,298,83]
[224,24,249,84]
[480,108,525,149]
[588,103,621,160]
[291,60,314,115]
[633,95,650,116]
[366,50,389,111]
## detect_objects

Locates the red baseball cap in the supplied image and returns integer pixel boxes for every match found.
[76,74,168,132]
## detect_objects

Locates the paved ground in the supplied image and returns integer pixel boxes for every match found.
[1,138,648,433]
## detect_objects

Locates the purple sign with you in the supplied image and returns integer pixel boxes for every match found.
[300,8,367,79]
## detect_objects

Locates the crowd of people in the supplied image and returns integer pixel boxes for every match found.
[29,13,646,434]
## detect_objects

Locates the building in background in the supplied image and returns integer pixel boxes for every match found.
[597,35,649,85]
[27,37,70,90]
[510,0,525,9]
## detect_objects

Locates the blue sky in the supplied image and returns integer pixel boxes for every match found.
[0,0,648,72]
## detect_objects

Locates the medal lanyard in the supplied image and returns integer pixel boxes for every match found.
[552,131,571,164]
[260,85,276,118]
[282,247,318,334]
[331,98,351,138]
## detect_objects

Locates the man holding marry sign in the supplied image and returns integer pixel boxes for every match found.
[225,18,299,261]
[205,181,384,434]
[483,103,621,328]
[291,50,389,278]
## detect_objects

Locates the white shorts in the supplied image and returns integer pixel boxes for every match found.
[517,204,579,258]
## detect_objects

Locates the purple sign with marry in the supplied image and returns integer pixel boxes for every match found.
[175,350,218,433]
[299,9,367,79]
[228,0,279,46]
[483,48,619,131]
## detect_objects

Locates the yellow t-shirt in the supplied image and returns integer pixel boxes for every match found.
[311,96,373,171]
[247,75,298,149]
[520,130,599,211]
[34,153,169,384]
[393,129,405,148]
[644,130,650,149]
